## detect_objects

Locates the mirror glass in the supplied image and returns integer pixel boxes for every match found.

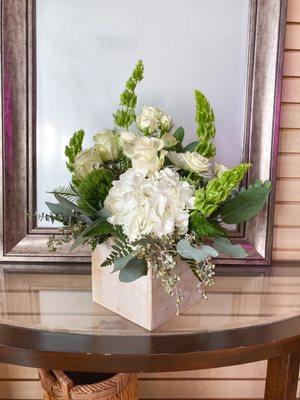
[36,0,250,226]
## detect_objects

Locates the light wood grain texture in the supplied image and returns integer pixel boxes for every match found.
[286,24,300,49]
[92,240,201,331]
[284,51,300,76]
[279,130,300,152]
[276,179,300,202]
[139,380,265,399]
[277,154,300,177]
[282,78,300,102]
[273,227,300,249]
[287,0,300,22]
[281,104,300,128]
[273,249,300,260]
[275,204,300,225]
[0,381,42,399]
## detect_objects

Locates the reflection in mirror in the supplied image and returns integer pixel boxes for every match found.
[36,0,249,226]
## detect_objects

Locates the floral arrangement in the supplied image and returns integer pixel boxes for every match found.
[45,60,271,304]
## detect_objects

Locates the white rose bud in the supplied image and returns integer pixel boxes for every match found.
[136,106,160,134]
[160,113,173,132]
[93,129,121,162]
[167,151,211,175]
[73,147,103,180]
[214,163,229,176]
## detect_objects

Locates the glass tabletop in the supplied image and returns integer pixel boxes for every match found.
[0,263,299,336]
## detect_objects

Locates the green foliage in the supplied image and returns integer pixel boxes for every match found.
[54,193,81,212]
[101,226,135,267]
[48,185,78,203]
[119,258,148,282]
[45,201,74,219]
[83,220,113,238]
[65,129,85,173]
[213,236,248,258]
[113,60,144,130]
[176,239,219,261]
[194,163,251,216]
[194,90,216,158]
[77,168,114,215]
[70,217,111,251]
[220,180,272,224]
[183,141,198,152]
[111,151,132,177]
[173,127,185,143]
[112,252,138,272]
[190,212,227,239]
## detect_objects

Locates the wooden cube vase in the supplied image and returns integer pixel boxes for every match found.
[92,239,200,331]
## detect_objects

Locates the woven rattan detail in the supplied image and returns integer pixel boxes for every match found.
[38,370,138,400]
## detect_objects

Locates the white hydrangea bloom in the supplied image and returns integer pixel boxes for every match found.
[104,168,195,242]
[167,151,211,175]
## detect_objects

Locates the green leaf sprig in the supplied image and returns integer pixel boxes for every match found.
[65,129,85,173]
[194,163,251,216]
[220,180,271,224]
[194,90,216,158]
[114,60,144,130]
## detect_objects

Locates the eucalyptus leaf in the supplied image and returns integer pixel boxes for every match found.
[183,141,198,152]
[45,202,74,217]
[173,127,185,143]
[111,252,138,272]
[54,193,81,212]
[213,236,248,258]
[119,258,148,282]
[176,239,219,261]
[220,181,271,224]
[70,230,89,252]
[95,207,112,219]
[76,214,92,224]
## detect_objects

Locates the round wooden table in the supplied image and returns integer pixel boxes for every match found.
[0,263,300,399]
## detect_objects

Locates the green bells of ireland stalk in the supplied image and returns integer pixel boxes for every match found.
[194,163,251,216]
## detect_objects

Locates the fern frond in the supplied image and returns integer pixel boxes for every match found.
[101,226,134,267]
[47,185,78,203]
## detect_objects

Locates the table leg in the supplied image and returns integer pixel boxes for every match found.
[264,353,300,400]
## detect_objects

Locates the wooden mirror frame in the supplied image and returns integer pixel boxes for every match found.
[0,0,287,265]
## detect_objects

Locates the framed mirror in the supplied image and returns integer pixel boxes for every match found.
[0,0,287,265]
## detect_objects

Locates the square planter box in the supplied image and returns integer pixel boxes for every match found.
[92,238,201,331]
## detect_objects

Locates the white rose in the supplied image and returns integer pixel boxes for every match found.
[136,106,161,134]
[73,147,102,180]
[167,151,211,175]
[214,163,229,176]
[120,132,164,173]
[160,113,173,132]
[93,129,121,162]
[119,131,136,157]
